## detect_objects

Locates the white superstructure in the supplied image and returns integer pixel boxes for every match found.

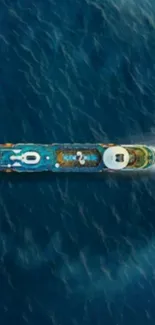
[103,146,130,170]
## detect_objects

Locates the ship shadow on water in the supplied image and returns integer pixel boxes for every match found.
[0,170,153,184]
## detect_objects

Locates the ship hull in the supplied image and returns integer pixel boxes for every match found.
[0,143,154,173]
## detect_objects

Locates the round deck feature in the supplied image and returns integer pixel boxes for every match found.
[103,146,129,170]
[21,152,41,164]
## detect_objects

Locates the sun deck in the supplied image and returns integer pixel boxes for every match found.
[125,146,154,169]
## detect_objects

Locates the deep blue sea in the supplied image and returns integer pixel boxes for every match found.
[1,0,155,324]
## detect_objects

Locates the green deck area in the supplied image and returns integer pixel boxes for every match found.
[126,146,155,169]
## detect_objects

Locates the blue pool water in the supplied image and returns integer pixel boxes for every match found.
[1,0,155,325]
[63,154,97,161]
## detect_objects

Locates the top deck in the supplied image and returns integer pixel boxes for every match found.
[0,143,153,172]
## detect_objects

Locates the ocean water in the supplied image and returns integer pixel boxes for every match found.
[0,0,155,324]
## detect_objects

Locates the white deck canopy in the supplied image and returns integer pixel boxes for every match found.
[103,146,130,170]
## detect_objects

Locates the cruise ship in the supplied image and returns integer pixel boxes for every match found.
[0,143,154,173]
